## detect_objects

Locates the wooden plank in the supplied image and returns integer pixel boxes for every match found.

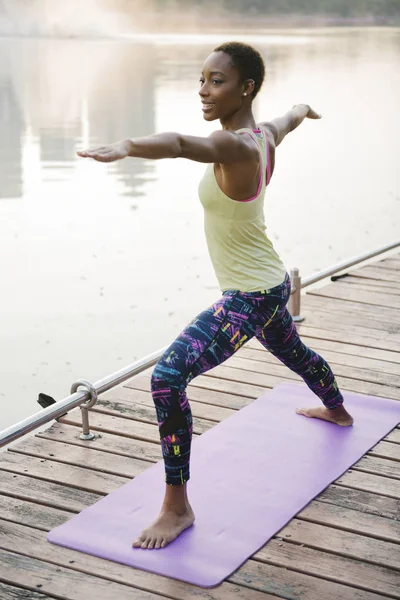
[295,322,400,353]
[101,386,235,423]
[257,539,400,599]
[8,437,151,479]
[354,455,400,480]
[302,293,400,324]
[58,410,164,442]
[0,549,166,600]
[274,519,400,571]
[127,374,254,409]
[370,440,400,462]
[375,257,400,270]
[38,421,162,462]
[319,484,400,520]
[0,452,130,495]
[298,500,400,543]
[336,276,400,295]
[247,338,400,377]
[388,429,400,444]
[0,581,57,599]
[205,361,400,401]
[292,333,400,364]
[0,495,72,532]
[299,303,400,336]
[308,281,400,310]
[337,470,400,499]
[238,346,400,388]
[348,265,400,283]
[0,471,101,512]
[0,521,277,600]
[229,560,389,600]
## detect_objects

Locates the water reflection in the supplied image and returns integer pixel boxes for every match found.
[0,38,157,198]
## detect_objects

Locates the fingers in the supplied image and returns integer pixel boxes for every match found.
[76,147,117,162]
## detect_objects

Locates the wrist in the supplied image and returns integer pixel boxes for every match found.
[123,138,135,157]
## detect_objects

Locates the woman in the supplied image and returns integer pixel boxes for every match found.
[78,41,353,551]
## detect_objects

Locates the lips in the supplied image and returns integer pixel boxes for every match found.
[202,103,215,112]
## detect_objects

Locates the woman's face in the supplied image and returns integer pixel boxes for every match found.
[199,51,245,122]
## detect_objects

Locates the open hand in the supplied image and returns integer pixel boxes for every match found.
[77,140,131,162]
[292,104,322,119]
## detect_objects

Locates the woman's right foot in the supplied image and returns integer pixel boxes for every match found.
[132,503,195,550]
[296,405,354,427]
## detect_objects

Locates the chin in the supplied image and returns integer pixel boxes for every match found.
[202,112,219,122]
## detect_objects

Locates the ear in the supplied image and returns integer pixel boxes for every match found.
[243,79,255,97]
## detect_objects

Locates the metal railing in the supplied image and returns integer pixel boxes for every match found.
[1,239,399,448]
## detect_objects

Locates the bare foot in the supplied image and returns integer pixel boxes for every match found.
[132,504,195,550]
[296,405,354,427]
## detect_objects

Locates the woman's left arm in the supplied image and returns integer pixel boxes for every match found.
[77,130,257,165]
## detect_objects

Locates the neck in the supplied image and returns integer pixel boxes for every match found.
[220,107,257,131]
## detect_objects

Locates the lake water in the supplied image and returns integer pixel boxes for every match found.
[1,27,399,429]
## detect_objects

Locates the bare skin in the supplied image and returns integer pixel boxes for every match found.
[132,483,194,549]
[296,404,354,426]
[78,48,326,550]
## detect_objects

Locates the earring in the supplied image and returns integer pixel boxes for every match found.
[244,93,247,96]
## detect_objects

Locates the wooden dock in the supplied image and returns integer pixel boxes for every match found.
[1,254,399,600]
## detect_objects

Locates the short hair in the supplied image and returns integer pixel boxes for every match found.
[213,41,265,98]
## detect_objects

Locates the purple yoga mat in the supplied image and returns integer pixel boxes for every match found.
[48,383,400,587]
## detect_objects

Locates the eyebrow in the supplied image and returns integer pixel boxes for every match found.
[201,71,225,77]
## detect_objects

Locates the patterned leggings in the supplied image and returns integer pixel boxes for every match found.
[151,273,343,486]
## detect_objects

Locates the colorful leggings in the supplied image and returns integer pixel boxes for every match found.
[151,273,343,486]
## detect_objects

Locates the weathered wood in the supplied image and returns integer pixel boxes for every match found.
[349,264,400,283]
[229,560,388,600]
[300,301,400,335]
[370,440,400,462]
[247,337,400,377]
[336,277,400,296]
[274,519,400,571]
[0,549,167,600]
[0,471,101,512]
[354,455,400,480]
[237,346,400,388]
[41,418,162,455]
[337,470,400,499]
[58,410,163,442]
[8,437,152,479]
[0,521,276,600]
[295,322,400,352]
[0,452,130,495]
[38,421,162,462]
[318,484,400,520]
[127,374,254,409]
[101,386,235,423]
[256,539,400,599]
[375,257,400,270]
[308,281,400,310]
[388,430,400,444]
[302,294,400,326]
[0,582,56,600]
[298,500,400,543]
[0,495,72,532]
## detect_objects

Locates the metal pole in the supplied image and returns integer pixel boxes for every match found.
[289,267,304,322]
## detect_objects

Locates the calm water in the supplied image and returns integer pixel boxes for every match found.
[1,27,399,429]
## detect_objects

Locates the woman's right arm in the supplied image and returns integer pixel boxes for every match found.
[261,104,322,147]
[77,130,258,164]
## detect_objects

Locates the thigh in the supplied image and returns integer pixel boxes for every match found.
[153,292,259,387]
[256,305,306,362]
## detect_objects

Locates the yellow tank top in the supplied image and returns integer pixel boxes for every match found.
[198,127,286,292]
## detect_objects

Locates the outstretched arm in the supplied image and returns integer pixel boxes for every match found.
[261,104,321,147]
[77,130,258,164]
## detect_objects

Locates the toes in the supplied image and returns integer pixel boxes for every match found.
[132,535,145,548]
[154,537,162,549]
[147,538,156,550]
[141,538,150,549]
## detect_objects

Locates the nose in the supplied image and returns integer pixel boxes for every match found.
[199,81,209,98]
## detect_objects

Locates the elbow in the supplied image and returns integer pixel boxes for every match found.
[172,133,183,158]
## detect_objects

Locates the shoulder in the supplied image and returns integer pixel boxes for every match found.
[209,129,259,159]
[257,123,277,150]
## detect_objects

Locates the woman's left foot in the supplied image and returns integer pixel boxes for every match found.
[132,504,195,550]
[296,405,354,427]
